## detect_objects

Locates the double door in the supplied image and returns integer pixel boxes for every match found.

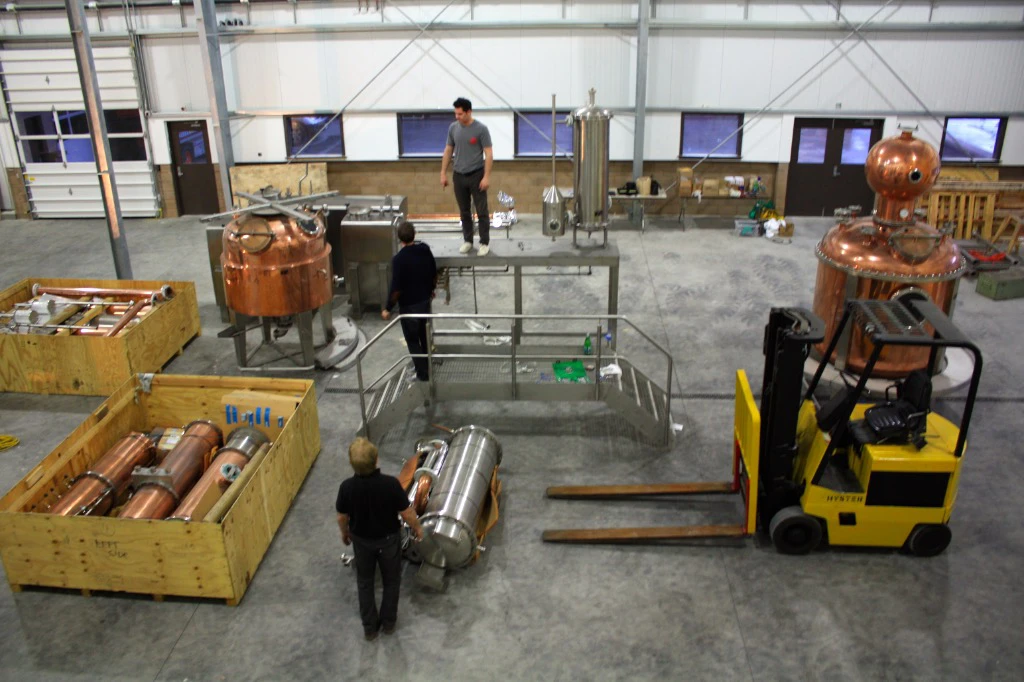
[785,118,884,217]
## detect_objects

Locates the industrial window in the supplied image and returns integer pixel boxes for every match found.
[284,114,345,158]
[515,111,572,157]
[397,112,453,157]
[680,113,743,159]
[14,109,148,164]
[940,117,1006,163]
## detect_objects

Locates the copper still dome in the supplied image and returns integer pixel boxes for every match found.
[221,208,333,318]
[812,129,964,378]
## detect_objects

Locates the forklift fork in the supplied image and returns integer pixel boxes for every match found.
[541,437,752,543]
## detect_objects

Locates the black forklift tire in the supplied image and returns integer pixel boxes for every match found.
[769,506,823,555]
[905,524,952,557]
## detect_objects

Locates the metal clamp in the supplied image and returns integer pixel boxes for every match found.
[888,227,942,261]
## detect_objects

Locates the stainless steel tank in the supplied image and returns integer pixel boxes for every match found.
[416,426,502,573]
[572,88,612,233]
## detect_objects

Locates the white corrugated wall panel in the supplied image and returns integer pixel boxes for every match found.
[1001,117,1024,164]
[143,38,209,113]
[741,114,785,162]
[719,32,775,109]
[520,31,574,107]
[343,113,400,161]
[1,47,158,217]
[644,112,682,160]
[230,117,287,163]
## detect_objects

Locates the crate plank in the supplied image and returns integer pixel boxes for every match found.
[0,515,233,598]
[221,382,319,598]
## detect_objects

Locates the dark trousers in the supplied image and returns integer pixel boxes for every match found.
[453,168,490,245]
[352,533,402,634]
[399,299,431,381]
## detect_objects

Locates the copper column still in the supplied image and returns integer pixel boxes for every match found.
[812,129,964,377]
[48,433,156,516]
[168,427,270,521]
[118,421,223,520]
[221,209,333,318]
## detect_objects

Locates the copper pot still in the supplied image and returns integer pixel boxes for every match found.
[221,208,333,318]
[812,129,964,377]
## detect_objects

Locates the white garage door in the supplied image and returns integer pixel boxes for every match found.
[1,46,159,218]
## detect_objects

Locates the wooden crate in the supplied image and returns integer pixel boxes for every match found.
[0,278,200,395]
[977,268,1024,301]
[0,374,320,605]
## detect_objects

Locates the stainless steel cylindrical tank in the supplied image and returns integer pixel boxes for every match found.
[572,88,612,232]
[416,426,502,571]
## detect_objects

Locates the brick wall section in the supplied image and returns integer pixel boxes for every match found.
[6,168,30,218]
[325,159,781,217]
[156,165,177,218]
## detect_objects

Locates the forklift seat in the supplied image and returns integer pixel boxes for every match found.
[855,370,932,449]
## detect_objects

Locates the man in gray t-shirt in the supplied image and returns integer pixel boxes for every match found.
[440,97,494,255]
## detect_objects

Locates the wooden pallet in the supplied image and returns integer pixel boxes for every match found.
[927,192,997,240]
[0,374,320,605]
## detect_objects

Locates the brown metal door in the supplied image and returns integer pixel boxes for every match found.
[785,118,884,216]
[168,120,219,215]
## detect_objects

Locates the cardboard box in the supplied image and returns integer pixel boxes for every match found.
[0,374,320,605]
[0,278,200,395]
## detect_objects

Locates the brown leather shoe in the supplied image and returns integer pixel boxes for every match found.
[382,623,396,635]
[365,628,380,641]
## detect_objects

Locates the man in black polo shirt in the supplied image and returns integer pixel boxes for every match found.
[382,221,437,382]
[337,437,423,640]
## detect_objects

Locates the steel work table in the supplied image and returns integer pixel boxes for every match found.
[432,239,621,344]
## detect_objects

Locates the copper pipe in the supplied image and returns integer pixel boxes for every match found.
[33,284,174,303]
[118,420,223,520]
[168,427,270,521]
[413,475,431,515]
[104,298,148,337]
[49,433,155,516]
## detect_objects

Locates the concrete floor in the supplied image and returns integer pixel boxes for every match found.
[1,213,1022,681]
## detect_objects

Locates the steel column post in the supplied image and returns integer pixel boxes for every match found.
[195,0,235,211]
[65,0,132,278]
[632,0,650,187]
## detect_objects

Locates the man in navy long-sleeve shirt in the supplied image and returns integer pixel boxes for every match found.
[381,221,437,381]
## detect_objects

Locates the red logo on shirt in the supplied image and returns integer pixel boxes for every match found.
[470,137,478,145]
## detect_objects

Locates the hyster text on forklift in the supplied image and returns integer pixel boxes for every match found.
[543,298,983,557]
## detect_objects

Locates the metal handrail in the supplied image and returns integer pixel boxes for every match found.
[357,313,675,443]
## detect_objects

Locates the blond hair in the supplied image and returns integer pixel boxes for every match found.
[348,437,379,475]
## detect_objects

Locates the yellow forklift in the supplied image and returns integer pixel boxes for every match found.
[542,298,983,556]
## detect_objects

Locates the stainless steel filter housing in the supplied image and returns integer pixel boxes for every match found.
[572,88,612,232]
[417,425,503,570]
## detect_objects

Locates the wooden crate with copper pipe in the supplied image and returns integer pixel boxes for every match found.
[0,278,200,395]
[0,374,319,605]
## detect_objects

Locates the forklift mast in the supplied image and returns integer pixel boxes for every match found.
[758,308,825,526]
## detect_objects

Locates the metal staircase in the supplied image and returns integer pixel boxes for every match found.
[356,314,676,448]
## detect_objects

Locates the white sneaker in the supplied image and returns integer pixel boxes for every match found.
[478,244,490,256]
[459,242,473,254]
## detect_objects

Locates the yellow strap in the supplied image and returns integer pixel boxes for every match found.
[0,434,19,452]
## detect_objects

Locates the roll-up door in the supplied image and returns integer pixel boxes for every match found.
[0,46,159,218]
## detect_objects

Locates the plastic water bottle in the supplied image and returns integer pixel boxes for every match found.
[604,332,613,348]
[583,335,592,355]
